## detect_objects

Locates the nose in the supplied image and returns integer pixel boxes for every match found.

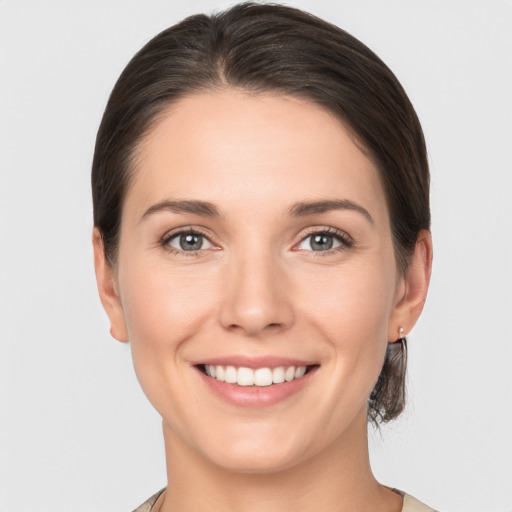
[218,250,295,337]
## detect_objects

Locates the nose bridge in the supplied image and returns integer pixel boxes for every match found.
[219,239,293,336]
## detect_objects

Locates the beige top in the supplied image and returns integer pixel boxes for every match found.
[132,489,438,512]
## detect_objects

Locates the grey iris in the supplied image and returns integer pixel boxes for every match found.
[311,234,333,251]
[180,233,203,251]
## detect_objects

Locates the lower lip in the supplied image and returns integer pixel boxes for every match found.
[196,367,317,408]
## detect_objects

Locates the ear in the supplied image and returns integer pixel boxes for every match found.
[388,230,433,342]
[92,228,129,342]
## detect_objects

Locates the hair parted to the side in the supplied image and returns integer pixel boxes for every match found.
[92,2,430,425]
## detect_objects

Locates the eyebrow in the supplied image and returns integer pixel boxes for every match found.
[288,199,374,224]
[140,199,221,221]
[140,198,373,224]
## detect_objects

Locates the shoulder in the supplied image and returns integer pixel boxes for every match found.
[131,489,165,512]
[402,493,439,512]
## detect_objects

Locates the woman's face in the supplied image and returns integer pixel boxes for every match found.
[96,90,420,472]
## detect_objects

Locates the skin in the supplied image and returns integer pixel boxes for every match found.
[94,90,432,512]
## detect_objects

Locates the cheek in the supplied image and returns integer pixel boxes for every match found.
[289,260,396,435]
[295,257,397,395]
[298,258,396,342]
[117,256,219,372]
[116,257,222,423]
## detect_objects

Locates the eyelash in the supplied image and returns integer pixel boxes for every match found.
[160,227,214,257]
[295,227,354,256]
[159,226,354,257]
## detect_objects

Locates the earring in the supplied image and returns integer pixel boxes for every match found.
[398,327,406,356]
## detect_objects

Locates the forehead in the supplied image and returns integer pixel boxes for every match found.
[126,90,388,223]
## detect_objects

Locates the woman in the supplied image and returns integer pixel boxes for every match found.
[92,3,433,511]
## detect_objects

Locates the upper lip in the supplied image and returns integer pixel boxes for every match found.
[192,355,318,369]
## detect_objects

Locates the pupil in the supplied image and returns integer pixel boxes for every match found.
[311,234,333,251]
[180,233,202,251]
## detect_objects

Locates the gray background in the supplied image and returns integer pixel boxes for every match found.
[1,1,511,511]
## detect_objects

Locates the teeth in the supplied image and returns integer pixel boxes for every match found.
[254,368,273,386]
[295,366,306,378]
[204,365,308,386]
[225,366,237,384]
[237,367,254,386]
[285,366,295,382]
[272,366,285,384]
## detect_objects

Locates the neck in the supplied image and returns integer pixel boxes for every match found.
[158,410,401,512]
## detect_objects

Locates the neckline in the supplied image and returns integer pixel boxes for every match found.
[147,488,408,512]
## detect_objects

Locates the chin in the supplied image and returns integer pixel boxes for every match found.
[200,428,313,475]
[210,449,306,475]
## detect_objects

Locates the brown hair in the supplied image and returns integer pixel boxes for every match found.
[92,2,430,424]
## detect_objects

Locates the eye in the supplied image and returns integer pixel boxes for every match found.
[296,229,352,253]
[165,231,213,252]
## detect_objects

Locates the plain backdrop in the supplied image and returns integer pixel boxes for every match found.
[1,1,511,511]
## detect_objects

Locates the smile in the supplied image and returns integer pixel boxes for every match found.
[200,364,310,387]
[195,358,319,407]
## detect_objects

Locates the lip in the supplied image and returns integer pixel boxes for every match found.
[193,357,319,408]
[191,355,317,369]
